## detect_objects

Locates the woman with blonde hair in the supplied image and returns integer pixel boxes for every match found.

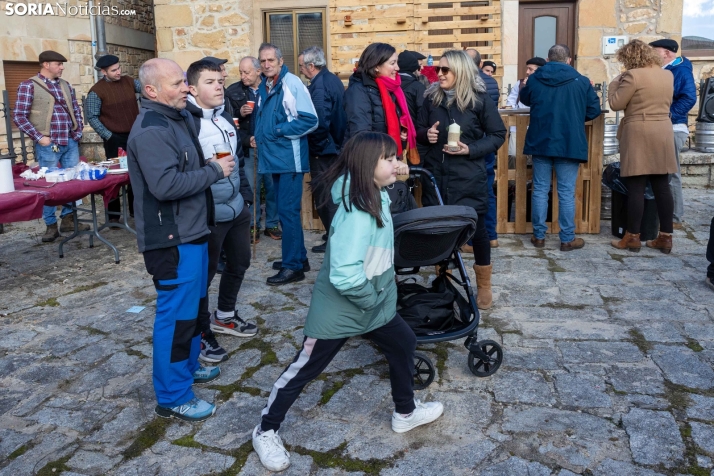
[609,39,677,253]
[416,49,506,309]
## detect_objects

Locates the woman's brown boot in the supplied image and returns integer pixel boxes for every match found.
[646,232,673,254]
[473,264,493,310]
[610,231,641,252]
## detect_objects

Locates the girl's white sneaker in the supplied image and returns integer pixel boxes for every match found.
[391,399,444,433]
[252,424,290,472]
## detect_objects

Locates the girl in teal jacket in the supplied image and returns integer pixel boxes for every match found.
[251,132,445,472]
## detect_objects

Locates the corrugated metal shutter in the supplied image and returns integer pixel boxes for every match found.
[3,61,40,111]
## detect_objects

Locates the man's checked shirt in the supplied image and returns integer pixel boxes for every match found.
[13,73,84,145]
[84,77,142,140]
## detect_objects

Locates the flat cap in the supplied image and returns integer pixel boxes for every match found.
[398,51,420,73]
[96,54,119,70]
[649,39,678,53]
[39,50,67,63]
[202,56,228,66]
[526,57,546,67]
[405,50,426,61]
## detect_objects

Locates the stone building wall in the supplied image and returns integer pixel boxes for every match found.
[154,0,252,85]
[575,0,683,87]
[103,0,155,34]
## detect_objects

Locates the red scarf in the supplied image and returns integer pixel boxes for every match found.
[374,75,417,156]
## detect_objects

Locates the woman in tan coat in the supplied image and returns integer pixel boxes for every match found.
[608,39,677,253]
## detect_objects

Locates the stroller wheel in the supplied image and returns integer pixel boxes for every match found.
[413,353,436,390]
[468,340,503,377]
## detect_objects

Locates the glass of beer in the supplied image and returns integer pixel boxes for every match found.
[213,142,232,160]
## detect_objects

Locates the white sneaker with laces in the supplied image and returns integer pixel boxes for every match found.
[252,424,290,472]
[391,399,444,433]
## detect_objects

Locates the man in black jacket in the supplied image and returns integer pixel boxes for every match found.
[226,56,281,242]
[466,48,500,248]
[128,58,235,422]
[299,46,346,252]
[397,51,426,125]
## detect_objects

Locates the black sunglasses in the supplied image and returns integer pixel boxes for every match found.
[434,66,451,75]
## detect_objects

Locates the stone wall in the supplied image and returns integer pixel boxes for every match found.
[103,0,155,34]
[575,0,682,86]
[154,0,252,84]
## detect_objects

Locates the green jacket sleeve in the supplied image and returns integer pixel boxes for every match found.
[328,204,379,312]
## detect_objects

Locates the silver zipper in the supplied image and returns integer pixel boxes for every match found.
[158,210,162,225]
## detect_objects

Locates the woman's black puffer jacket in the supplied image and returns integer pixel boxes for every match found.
[343,72,402,142]
[416,87,506,215]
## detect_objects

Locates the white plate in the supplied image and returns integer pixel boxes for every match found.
[107,168,128,174]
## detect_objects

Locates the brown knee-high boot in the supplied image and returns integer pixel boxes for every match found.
[473,264,493,310]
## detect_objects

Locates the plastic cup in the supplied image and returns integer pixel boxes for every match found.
[119,156,128,169]
[246,100,255,110]
[213,142,232,160]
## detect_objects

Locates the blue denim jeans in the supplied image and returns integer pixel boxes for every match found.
[531,156,581,243]
[35,140,79,225]
[484,153,497,241]
[273,173,307,271]
[244,149,279,229]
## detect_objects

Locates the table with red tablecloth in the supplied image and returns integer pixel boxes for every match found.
[0,190,45,223]
[1,163,134,263]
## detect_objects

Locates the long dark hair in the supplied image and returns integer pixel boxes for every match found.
[314,132,397,228]
[355,43,396,80]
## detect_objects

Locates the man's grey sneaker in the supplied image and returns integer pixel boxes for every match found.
[252,424,290,472]
[210,310,258,337]
[391,399,444,433]
[155,397,216,422]
[200,331,229,363]
[193,365,221,384]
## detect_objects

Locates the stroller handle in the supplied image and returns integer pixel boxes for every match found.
[408,166,444,206]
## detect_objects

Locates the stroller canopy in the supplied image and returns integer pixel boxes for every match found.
[393,205,478,268]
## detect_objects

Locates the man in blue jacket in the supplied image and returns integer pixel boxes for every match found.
[650,39,697,228]
[255,43,318,285]
[299,46,346,254]
[520,44,601,251]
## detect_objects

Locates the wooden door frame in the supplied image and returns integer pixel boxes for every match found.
[517,1,576,78]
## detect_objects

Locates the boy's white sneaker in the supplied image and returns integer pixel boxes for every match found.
[252,424,291,472]
[391,399,444,433]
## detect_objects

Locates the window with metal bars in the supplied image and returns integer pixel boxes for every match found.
[265,10,326,82]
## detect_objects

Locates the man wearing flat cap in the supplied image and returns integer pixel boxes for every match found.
[13,50,87,242]
[650,38,697,229]
[202,56,235,117]
[85,54,141,222]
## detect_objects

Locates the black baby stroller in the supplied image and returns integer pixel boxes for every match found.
[392,167,503,389]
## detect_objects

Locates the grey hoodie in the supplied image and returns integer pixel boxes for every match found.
[127,98,224,253]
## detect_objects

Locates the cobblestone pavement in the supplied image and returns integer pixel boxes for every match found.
[0,188,713,476]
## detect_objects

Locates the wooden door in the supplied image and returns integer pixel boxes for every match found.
[518,2,575,78]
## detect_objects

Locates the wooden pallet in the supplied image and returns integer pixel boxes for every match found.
[301,173,326,231]
[495,111,604,234]
[329,0,502,83]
